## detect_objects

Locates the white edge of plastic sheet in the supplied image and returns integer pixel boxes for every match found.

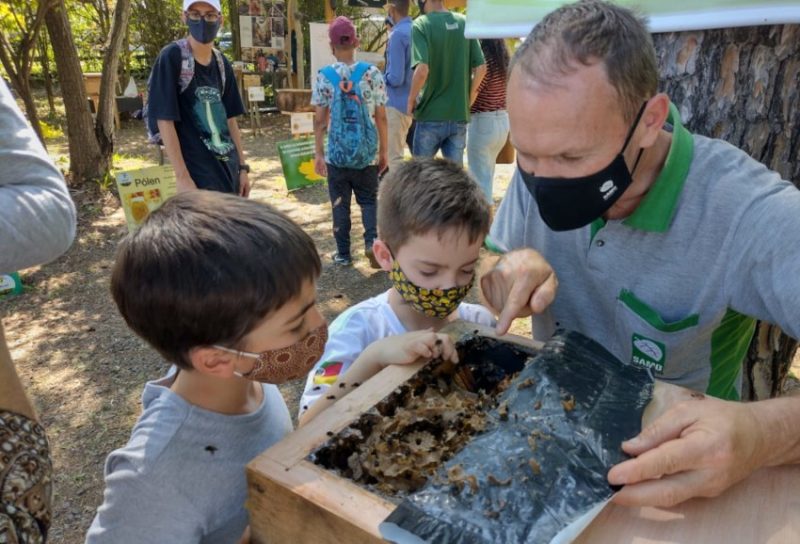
[378,497,612,544]
[465,6,800,38]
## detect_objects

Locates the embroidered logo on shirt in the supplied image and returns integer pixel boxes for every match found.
[631,334,665,373]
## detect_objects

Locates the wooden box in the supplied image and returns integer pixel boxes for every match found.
[246,322,543,543]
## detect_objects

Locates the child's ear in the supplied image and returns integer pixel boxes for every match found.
[372,239,394,272]
[188,347,237,378]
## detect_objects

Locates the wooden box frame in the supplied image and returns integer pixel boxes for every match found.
[246,322,543,544]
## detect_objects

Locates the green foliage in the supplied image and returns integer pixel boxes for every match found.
[40,120,63,139]
[130,0,185,67]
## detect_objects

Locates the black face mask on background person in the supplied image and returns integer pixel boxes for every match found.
[519,102,648,231]
[188,17,221,45]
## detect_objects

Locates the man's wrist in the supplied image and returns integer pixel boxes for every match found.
[238,163,250,174]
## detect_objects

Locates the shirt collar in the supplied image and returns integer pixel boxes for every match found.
[622,103,694,232]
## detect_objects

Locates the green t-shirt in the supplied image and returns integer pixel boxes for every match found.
[411,11,484,122]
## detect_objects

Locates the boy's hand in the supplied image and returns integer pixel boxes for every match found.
[366,329,458,367]
[239,171,251,198]
[175,172,197,193]
[314,155,328,177]
[378,152,389,176]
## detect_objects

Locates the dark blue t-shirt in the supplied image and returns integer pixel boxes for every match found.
[148,42,245,193]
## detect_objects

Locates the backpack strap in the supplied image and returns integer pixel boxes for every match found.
[212,48,227,92]
[320,65,341,87]
[176,38,194,94]
[349,62,371,85]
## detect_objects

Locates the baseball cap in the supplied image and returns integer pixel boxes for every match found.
[183,0,222,12]
[329,16,359,47]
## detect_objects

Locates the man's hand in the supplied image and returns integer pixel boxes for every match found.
[175,172,197,193]
[314,155,328,178]
[378,151,389,176]
[608,394,765,507]
[365,329,458,368]
[239,171,251,198]
[480,249,558,335]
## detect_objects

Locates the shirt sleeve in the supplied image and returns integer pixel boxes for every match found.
[411,20,428,68]
[0,79,76,272]
[385,32,407,88]
[85,454,205,544]
[311,71,332,108]
[221,55,246,119]
[368,67,388,108]
[469,37,486,69]
[487,168,531,253]
[147,44,182,122]
[298,308,373,416]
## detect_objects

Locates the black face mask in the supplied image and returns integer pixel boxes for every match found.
[519,103,647,231]
[187,17,221,45]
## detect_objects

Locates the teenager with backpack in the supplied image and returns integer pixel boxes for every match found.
[146,1,251,196]
[312,16,388,268]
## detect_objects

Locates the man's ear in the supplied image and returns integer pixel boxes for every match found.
[639,93,670,149]
[372,239,395,272]
[187,347,237,378]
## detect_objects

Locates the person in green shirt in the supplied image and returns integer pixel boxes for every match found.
[406,0,485,166]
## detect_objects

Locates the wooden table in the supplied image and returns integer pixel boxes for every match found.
[577,465,800,543]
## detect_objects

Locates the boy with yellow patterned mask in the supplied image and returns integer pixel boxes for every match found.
[300,157,494,423]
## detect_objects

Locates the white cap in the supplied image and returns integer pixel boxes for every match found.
[183,0,222,12]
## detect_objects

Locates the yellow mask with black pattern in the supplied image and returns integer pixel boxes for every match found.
[389,261,474,318]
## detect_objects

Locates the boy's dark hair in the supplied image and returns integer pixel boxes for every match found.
[111,191,321,369]
[378,157,491,252]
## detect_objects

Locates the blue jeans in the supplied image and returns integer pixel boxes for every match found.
[467,110,510,201]
[326,164,378,258]
[412,120,468,166]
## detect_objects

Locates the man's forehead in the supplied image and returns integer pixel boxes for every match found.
[186,1,219,12]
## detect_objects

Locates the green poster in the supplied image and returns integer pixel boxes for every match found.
[277,137,326,192]
[465,1,800,38]
[0,272,23,296]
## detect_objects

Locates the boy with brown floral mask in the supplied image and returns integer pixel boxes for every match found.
[299,157,494,423]
[87,192,325,543]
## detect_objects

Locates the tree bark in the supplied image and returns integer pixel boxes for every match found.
[45,0,105,182]
[652,25,800,400]
[38,34,56,117]
[95,0,132,161]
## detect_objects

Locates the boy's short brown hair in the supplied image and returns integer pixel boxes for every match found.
[378,157,491,252]
[111,191,321,369]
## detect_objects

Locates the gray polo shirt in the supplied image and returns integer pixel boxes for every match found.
[488,105,800,400]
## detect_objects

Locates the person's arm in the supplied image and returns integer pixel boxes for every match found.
[0,324,36,419]
[406,63,429,115]
[608,393,800,507]
[299,330,458,425]
[313,106,329,177]
[157,120,196,192]
[226,118,250,197]
[469,63,487,106]
[0,80,76,272]
[384,33,406,89]
[375,105,388,174]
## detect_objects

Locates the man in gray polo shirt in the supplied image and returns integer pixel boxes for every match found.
[481,1,800,509]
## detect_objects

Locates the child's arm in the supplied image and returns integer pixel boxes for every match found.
[299,330,458,425]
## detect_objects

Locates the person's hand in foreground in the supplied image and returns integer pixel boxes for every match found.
[480,248,558,335]
[609,393,800,507]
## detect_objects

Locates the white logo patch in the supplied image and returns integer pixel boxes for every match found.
[446,22,459,30]
[600,180,617,200]
[633,339,664,362]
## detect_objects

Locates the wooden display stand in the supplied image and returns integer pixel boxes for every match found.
[82,72,121,129]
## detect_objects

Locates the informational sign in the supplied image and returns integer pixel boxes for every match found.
[0,272,23,296]
[310,22,337,92]
[277,137,326,192]
[248,86,266,102]
[115,165,177,232]
[290,112,314,135]
[239,1,286,51]
[465,0,800,38]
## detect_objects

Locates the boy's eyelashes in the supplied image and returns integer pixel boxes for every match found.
[418,268,475,278]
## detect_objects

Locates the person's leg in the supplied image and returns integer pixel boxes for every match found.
[440,121,468,167]
[467,111,508,201]
[412,120,446,158]
[386,107,413,164]
[326,164,353,263]
[351,165,379,268]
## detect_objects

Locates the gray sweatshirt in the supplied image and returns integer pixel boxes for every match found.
[0,79,76,272]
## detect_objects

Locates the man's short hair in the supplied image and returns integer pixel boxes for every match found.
[111,191,321,369]
[378,157,491,252]
[511,0,658,121]
[389,0,410,15]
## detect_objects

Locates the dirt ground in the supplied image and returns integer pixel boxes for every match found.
[2,113,798,542]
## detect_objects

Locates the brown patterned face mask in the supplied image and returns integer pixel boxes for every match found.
[214,323,328,384]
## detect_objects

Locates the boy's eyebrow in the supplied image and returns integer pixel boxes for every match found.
[286,299,316,325]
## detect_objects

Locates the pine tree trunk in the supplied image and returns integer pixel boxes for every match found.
[652,25,800,400]
[45,0,106,182]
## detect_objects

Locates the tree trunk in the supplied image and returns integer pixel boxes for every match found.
[45,0,105,182]
[38,35,56,117]
[652,25,800,400]
[95,0,132,161]
[1,68,45,144]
